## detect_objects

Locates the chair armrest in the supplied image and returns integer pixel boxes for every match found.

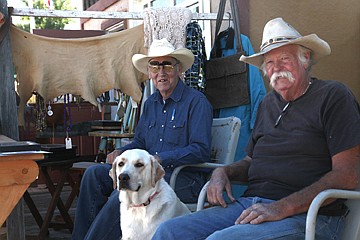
[305,189,360,240]
[169,162,225,189]
[196,180,249,211]
[196,181,210,211]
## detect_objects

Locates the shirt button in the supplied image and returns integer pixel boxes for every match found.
[160,139,163,142]
[163,110,166,113]
[161,124,164,128]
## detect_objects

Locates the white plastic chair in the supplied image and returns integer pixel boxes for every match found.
[196,180,248,211]
[169,116,241,210]
[306,184,360,240]
[197,182,360,239]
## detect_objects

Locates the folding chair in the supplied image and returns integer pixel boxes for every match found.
[306,183,360,240]
[169,116,241,211]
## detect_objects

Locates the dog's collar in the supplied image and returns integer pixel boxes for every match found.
[131,190,161,207]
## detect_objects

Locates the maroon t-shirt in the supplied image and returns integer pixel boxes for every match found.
[244,78,360,200]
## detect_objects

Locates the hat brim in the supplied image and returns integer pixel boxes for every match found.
[240,34,331,68]
[132,48,195,74]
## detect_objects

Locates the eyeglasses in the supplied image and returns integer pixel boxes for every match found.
[148,61,179,73]
[274,102,291,128]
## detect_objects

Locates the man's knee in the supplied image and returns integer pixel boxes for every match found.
[82,164,110,182]
[152,218,180,239]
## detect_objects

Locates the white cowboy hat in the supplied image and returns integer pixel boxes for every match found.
[240,17,331,68]
[132,38,194,74]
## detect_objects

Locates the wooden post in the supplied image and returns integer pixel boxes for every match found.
[0,1,24,240]
[0,1,18,139]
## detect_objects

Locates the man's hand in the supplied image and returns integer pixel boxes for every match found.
[236,201,287,225]
[207,167,236,208]
[107,149,124,164]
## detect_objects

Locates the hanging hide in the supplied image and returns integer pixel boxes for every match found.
[10,24,148,126]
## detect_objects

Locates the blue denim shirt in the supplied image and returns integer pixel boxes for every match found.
[120,80,213,170]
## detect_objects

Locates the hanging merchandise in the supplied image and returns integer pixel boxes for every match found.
[143,7,192,49]
[35,93,47,131]
[47,100,53,116]
[184,21,207,92]
[63,93,72,149]
[205,0,249,109]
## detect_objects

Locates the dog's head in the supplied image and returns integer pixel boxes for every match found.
[109,149,165,192]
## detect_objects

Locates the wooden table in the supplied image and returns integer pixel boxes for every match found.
[88,131,134,138]
[0,135,43,227]
[23,158,78,239]
[88,131,134,162]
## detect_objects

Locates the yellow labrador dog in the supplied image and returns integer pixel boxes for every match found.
[109,149,190,240]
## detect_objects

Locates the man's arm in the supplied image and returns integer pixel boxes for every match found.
[236,145,360,225]
[207,156,251,207]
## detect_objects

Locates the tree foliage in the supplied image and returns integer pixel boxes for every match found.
[17,0,74,31]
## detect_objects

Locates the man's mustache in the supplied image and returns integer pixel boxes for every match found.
[270,71,295,87]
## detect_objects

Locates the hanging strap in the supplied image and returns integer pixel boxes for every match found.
[214,0,227,40]
[213,0,243,53]
[230,0,243,53]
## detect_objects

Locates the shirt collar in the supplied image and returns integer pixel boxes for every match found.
[154,80,185,103]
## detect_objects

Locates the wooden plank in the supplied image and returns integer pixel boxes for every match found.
[0,135,13,142]
[0,137,43,240]
[0,153,45,162]
[0,155,41,239]
[0,159,38,186]
[88,130,134,138]
[9,7,223,20]
[0,184,32,226]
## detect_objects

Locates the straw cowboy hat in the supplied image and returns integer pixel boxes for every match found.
[132,38,194,74]
[240,17,331,68]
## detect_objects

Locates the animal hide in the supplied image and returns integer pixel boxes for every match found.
[10,24,148,126]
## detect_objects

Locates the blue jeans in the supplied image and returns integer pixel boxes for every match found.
[72,163,206,240]
[72,164,119,240]
[152,197,346,240]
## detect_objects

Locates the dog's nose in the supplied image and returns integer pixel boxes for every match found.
[119,173,130,189]
[119,173,130,182]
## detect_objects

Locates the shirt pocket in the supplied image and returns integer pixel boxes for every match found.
[166,120,186,146]
[144,120,157,143]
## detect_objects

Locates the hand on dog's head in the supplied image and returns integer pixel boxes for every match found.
[109,149,165,191]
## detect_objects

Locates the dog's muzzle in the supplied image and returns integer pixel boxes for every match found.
[118,172,141,191]
[119,173,130,189]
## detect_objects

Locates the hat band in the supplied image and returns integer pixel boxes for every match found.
[260,36,298,51]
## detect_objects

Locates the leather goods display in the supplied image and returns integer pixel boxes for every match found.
[205,0,249,109]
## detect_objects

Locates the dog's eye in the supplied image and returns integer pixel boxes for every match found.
[118,162,124,167]
[135,163,144,168]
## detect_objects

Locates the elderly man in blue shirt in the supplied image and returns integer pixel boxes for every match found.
[72,38,213,240]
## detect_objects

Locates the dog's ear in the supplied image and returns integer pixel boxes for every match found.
[150,155,165,187]
[109,158,118,189]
